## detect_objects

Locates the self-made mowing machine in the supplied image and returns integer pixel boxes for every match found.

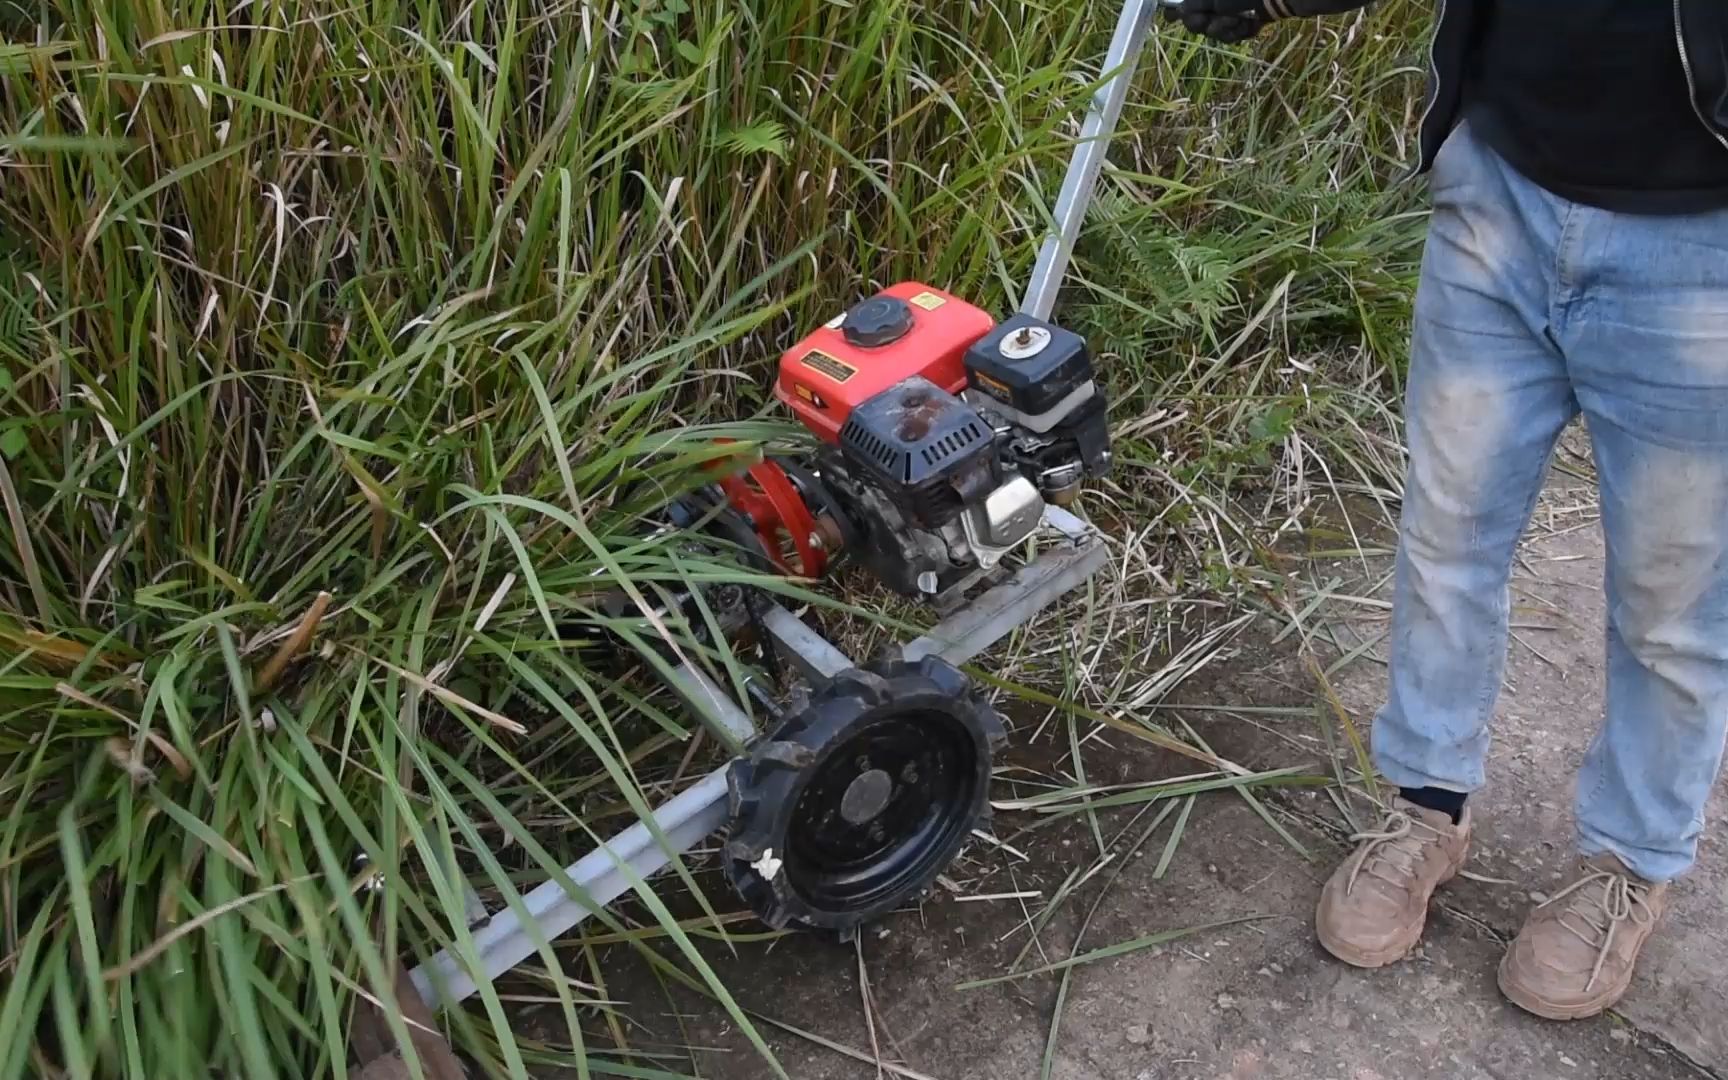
[409,0,1178,1009]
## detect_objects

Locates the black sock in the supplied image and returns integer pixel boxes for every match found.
[1399,786,1467,824]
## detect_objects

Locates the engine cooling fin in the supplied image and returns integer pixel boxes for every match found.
[723,655,1006,939]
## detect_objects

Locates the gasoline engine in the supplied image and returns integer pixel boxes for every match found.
[770,282,1110,597]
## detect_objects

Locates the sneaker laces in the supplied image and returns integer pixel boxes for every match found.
[1536,865,1656,991]
[1344,809,1444,895]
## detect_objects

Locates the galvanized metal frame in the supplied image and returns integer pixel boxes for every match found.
[1021,0,1172,321]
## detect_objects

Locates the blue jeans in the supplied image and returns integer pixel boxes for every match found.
[1373,120,1728,883]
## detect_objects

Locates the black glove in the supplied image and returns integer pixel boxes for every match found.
[1166,0,1346,44]
[1166,0,1268,44]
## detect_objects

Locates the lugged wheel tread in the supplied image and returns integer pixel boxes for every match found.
[722,654,1003,938]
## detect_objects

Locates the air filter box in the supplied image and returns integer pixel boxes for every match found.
[963,313,1096,433]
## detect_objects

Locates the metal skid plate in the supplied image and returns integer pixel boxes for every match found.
[406,509,1107,1007]
[903,504,1101,664]
[409,766,734,1007]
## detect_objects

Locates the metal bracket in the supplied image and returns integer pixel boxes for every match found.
[761,603,855,685]
[903,533,1108,666]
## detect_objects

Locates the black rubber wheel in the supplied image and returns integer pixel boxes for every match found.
[723,655,1006,938]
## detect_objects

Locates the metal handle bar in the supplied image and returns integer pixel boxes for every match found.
[1020,0,1184,320]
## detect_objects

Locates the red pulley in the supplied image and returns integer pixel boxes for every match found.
[709,452,828,579]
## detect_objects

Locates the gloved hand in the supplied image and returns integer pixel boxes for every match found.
[1166,0,1270,44]
[1166,0,1347,44]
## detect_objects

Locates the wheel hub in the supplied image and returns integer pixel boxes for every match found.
[838,768,893,825]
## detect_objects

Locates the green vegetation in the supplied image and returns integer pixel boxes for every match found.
[2,0,1426,1075]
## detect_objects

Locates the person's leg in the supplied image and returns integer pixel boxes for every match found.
[1369,125,1580,800]
[1318,121,1579,967]
[1566,205,1728,882]
[1497,200,1728,1021]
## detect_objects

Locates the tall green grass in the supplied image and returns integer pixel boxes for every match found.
[2,1,1427,1075]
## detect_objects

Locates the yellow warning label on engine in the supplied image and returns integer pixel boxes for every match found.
[972,372,1012,400]
[908,290,947,311]
[801,349,857,383]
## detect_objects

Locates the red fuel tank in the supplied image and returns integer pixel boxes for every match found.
[775,282,994,443]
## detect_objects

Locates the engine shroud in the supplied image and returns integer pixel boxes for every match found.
[774,283,994,443]
[838,376,997,530]
[765,279,1112,597]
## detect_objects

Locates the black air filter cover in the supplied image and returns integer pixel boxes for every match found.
[839,377,997,528]
[964,313,1093,418]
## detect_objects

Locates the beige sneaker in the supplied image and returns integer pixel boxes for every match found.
[1316,798,1471,967]
[1497,854,1667,1020]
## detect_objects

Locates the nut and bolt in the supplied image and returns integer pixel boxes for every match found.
[813,515,845,552]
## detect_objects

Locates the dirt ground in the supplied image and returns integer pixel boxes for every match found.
[533,433,1725,1080]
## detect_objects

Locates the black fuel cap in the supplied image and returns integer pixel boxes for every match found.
[842,295,914,348]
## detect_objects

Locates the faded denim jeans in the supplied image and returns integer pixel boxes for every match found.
[1373,120,1728,883]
